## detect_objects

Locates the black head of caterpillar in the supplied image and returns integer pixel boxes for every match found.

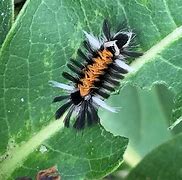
[49,19,143,130]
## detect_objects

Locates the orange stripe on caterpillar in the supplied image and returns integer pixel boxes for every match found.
[78,49,113,97]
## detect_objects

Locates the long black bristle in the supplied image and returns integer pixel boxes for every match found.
[73,101,86,129]
[86,107,93,126]
[103,19,111,40]
[96,90,110,99]
[121,50,143,57]
[52,95,69,103]
[77,49,91,63]
[62,72,79,83]
[83,40,94,54]
[102,83,115,92]
[64,106,74,128]
[109,70,124,79]
[88,102,100,124]
[70,58,85,69]
[67,63,83,76]
[111,64,128,74]
[55,101,72,120]
[105,77,120,86]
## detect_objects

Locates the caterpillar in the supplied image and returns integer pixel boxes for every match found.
[49,19,143,129]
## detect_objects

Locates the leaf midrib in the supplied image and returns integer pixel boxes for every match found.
[130,26,182,73]
[0,119,64,179]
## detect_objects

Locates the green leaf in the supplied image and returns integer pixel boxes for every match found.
[0,0,182,179]
[120,1,182,130]
[0,0,13,47]
[101,85,174,166]
[0,0,129,179]
[169,94,182,133]
[0,125,128,179]
[127,133,182,180]
[102,0,182,166]
[126,32,182,95]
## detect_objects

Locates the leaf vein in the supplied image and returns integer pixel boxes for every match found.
[159,55,182,71]
[163,0,177,27]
